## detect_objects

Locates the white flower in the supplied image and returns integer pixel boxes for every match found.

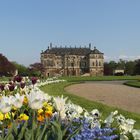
[120,119,136,134]
[120,134,129,140]
[26,91,44,110]
[132,129,140,140]
[66,103,83,119]
[0,96,12,113]
[104,111,118,127]
[91,109,100,117]
[53,96,67,119]
[116,114,136,134]
[12,93,24,108]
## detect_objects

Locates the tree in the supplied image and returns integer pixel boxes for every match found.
[29,62,45,77]
[12,62,29,76]
[0,54,16,76]
[117,59,126,69]
[134,59,140,75]
[125,61,136,75]
[104,62,112,75]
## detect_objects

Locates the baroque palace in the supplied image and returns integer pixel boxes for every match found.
[41,43,104,77]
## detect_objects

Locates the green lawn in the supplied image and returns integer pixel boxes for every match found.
[60,75,140,82]
[0,76,11,82]
[40,81,140,129]
[124,80,140,88]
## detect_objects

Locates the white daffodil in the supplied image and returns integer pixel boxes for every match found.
[26,91,44,110]
[0,96,12,113]
[12,93,24,108]
[53,96,67,119]
[132,129,140,140]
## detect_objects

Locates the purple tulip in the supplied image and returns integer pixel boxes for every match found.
[14,76,22,83]
[31,77,37,85]
[20,82,25,89]
[8,84,15,91]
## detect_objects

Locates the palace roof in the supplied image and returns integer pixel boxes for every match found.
[42,45,103,55]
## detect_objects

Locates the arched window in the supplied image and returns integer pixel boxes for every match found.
[93,62,95,66]
[99,61,101,66]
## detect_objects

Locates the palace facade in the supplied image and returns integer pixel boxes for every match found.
[41,43,104,77]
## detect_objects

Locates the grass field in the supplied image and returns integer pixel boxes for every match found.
[60,75,140,82]
[0,76,11,82]
[124,80,140,88]
[40,81,140,129]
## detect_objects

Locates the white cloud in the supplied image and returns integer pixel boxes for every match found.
[104,55,140,62]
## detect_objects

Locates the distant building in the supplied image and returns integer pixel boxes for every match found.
[41,43,104,77]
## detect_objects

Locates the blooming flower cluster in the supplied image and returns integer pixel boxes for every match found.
[0,76,139,140]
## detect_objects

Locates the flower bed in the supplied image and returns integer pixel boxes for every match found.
[0,76,140,140]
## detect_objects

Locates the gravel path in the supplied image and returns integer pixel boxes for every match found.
[65,81,140,114]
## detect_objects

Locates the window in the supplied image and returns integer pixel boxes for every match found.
[71,63,74,67]
[96,60,98,66]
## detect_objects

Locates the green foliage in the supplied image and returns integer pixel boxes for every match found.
[104,59,140,76]
[12,62,41,77]
[0,118,78,140]
[12,62,29,76]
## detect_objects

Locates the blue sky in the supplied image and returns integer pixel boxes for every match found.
[0,0,140,66]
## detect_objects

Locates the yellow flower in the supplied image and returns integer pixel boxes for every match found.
[5,113,10,119]
[12,106,18,111]
[44,103,53,112]
[43,102,48,107]
[18,113,29,121]
[37,115,44,122]
[0,112,4,121]
[45,110,52,118]
[23,96,28,104]
[47,105,53,112]
[38,109,44,114]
